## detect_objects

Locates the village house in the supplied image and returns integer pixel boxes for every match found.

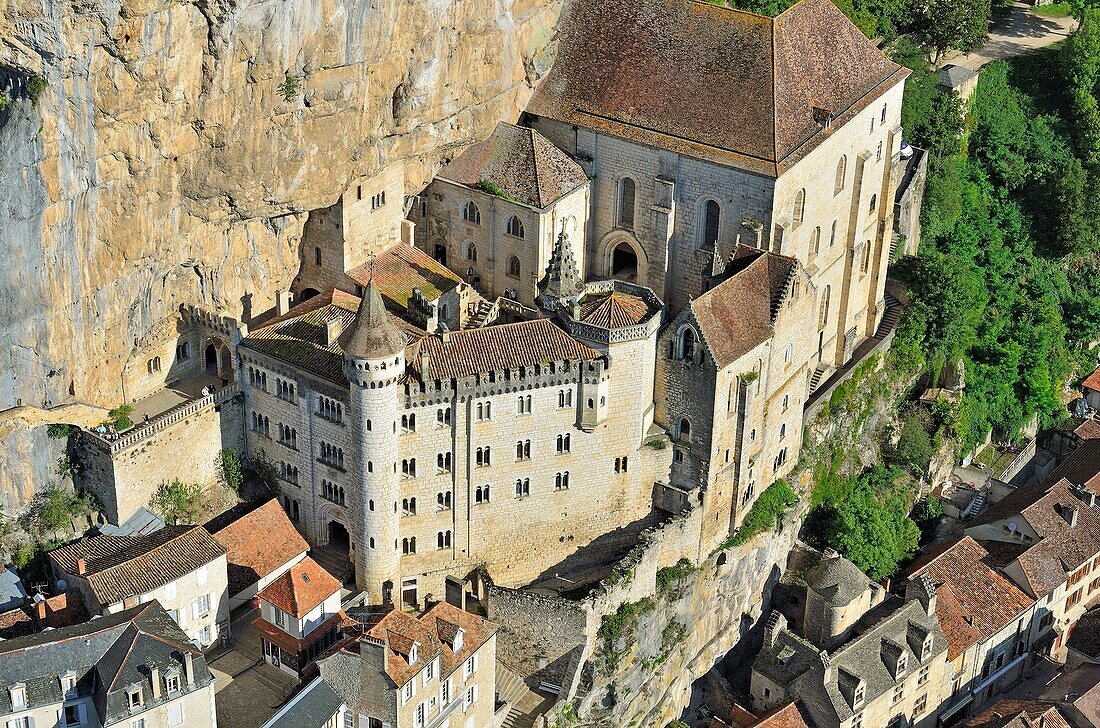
[963,700,1073,728]
[254,556,344,678]
[260,675,348,728]
[751,552,951,728]
[47,526,230,650]
[316,601,499,728]
[0,602,217,728]
[207,497,310,610]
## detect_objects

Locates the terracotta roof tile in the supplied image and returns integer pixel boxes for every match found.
[442,122,588,208]
[408,319,602,380]
[48,527,226,607]
[1083,364,1100,393]
[347,244,462,310]
[579,291,651,328]
[690,247,796,367]
[905,536,1033,660]
[753,701,814,728]
[258,557,341,619]
[528,0,906,177]
[0,608,35,640]
[1067,605,1100,659]
[209,499,308,597]
[1074,418,1100,440]
[965,700,1072,728]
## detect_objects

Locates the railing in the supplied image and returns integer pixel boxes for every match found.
[497,297,538,318]
[86,381,241,454]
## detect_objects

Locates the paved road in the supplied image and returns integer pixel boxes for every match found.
[943,1,1077,71]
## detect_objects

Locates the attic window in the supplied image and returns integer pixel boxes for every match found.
[896,652,908,678]
[454,627,465,652]
[409,642,419,665]
[60,671,78,699]
[8,683,26,710]
[852,683,865,708]
[127,685,144,710]
[303,573,311,583]
[165,668,182,694]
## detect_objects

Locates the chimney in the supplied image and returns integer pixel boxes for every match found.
[1063,503,1080,528]
[325,319,342,347]
[183,651,195,686]
[76,558,87,576]
[360,634,389,673]
[33,595,46,622]
[1080,488,1097,508]
[150,666,161,699]
[418,348,430,374]
[276,290,292,316]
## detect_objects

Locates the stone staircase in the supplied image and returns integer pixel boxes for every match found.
[310,546,352,585]
[809,364,834,394]
[496,664,556,728]
[468,298,497,328]
[878,293,903,334]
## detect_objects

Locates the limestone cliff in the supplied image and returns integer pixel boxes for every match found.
[0,0,562,500]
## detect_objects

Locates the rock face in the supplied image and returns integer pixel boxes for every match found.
[0,0,562,498]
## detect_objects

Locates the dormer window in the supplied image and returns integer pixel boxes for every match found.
[127,684,144,710]
[922,635,934,660]
[60,671,78,699]
[896,652,907,678]
[454,627,465,653]
[409,642,419,666]
[8,683,26,710]
[164,668,182,694]
[852,683,865,708]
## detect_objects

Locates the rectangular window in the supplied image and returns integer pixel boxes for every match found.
[167,703,184,727]
[275,609,286,628]
[914,694,927,716]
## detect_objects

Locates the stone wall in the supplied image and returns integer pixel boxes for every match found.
[0,0,564,501]
[485,585,588,686]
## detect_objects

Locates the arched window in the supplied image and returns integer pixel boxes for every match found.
[829,220,838,248]
[820,286,832,327]
[793,189,806,224]
[784,343,794,363]
[679,418,691,440]
[782,394,789,412]
[834,156,847,195]
[811,226,822,256]
[462,201,481,224]
[779,423,787,440]
[465,242,478,262]
[506,215,525,238]
[680,328,697,361]
[868,194,878,214]
[702,199,721,250]
[618,178,636,229]
[881,103,888,124]
[861,242,873,273]
[507,256,521,278]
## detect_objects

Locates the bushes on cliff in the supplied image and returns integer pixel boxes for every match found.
[18,484,94,542]
[727,479,797,548]
[151,479,204,525]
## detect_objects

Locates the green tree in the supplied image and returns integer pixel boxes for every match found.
[827,467,921,580]
[151,480,204,525]
[920,0,991,63]
[895,415,935,474]
[216,448,244,494]
[18,484,94,540]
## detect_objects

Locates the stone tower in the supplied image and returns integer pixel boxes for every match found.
[341,278,407,605]
[803,548,876,650]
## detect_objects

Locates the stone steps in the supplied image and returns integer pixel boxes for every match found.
[310,546,352,585]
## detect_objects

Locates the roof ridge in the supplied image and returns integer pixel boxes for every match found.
[94,527,201,577]
[106,628,141,691]
[526,127,544,208]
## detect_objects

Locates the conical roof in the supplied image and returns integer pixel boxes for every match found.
[540,231,585,300]
[340,280,407,360]
[806,550,870,607]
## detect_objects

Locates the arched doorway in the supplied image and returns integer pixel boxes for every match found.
[328,521,350,552]
[611,242,639,281]
[204,344,219,375]
[299,287,321,302]
[204,338,234,383]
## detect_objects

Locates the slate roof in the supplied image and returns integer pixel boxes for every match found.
[806,552,872,607]
[341,279,408,361]
[905,536,1034,660]
[528,0,906,177]
[407,319,602,381]
[579,291,652,329]
[258,557,341,619]
[347,244,462,311]
[261,675,345,728]
[1066,605,1100,659]
[48,526,225,607]
[209,498,309,598]
[690,247,797,367]
[441,122,588,208]
[241,289,423,385]
[0,603,213,725]
[965,700,1072,728]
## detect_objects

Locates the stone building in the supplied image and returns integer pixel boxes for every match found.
[254,556,344,678]
[238,244,670,604]
[0,602,217,728]
[414,121,591,312]
[656,246,817,552]
[47,526,230,650]
[526,0,909,386]
[751,552,950,728]
[317,601,499,728]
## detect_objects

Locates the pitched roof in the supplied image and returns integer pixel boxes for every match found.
[442,122,588,208]
[579,291,652,329]
[407,319,602,380]
[689,247,796,367]
[1084,364,1100,393]
[261,675,345,728]
[1067,605,1100,659]
[48,526,225,607]
[347,243,462,310]
[905,536,1034,660]
[209,499,309,597]
[753,701,815,728]
[241,289,422,384]
[341,279,408,361]
[259,557,341,619]
[1074,417,1100,441]
[965,700,1072,728]
[528,0,906,177]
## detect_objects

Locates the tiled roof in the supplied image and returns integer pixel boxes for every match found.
[528,0,906,177]
[753,701,815,728]
[241,289,423,384]
[347,244,462,311]
[209,498,308,598]
[579,291,651,328]
[48,526,225,607]
[806,551,871,607]
[1082,364,1100,393]
[341,279,408,361]
[1040,438,1100,491]
[689,247,796,367]
[442,122,588,208]
[1067,605,1100,659]
[0,608,35,640]
[261,675,345,728]
[259,557,341,619]
[905,536,1034,660]
[1074,417,1100,441]
[407,319,602,380]
[965,700,1072,728]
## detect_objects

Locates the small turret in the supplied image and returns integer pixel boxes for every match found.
[341,279,406,361]
[540,231,585,303]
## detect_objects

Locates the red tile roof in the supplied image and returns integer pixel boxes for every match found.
[442,122,588,208]
[690,247,797,367]
[965,700,1072,728]
[752,702,814,728]
[905,536,1033,660]
[579,291,651,329]
[407,319,602,380]
[209,499,308,597]
[347,244,462,310]
[528,0,906,177]
[259,557,341,619]
[1074,418,1100,441]
[48,526,226,607]
[1082,364,1100,393]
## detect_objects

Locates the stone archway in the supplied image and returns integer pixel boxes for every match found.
[203,337,234,383]
[597,231,647,286]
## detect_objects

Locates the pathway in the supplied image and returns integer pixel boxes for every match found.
[943,1,1077,71]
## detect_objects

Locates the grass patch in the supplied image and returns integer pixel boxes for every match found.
[1033,2,1071,17]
